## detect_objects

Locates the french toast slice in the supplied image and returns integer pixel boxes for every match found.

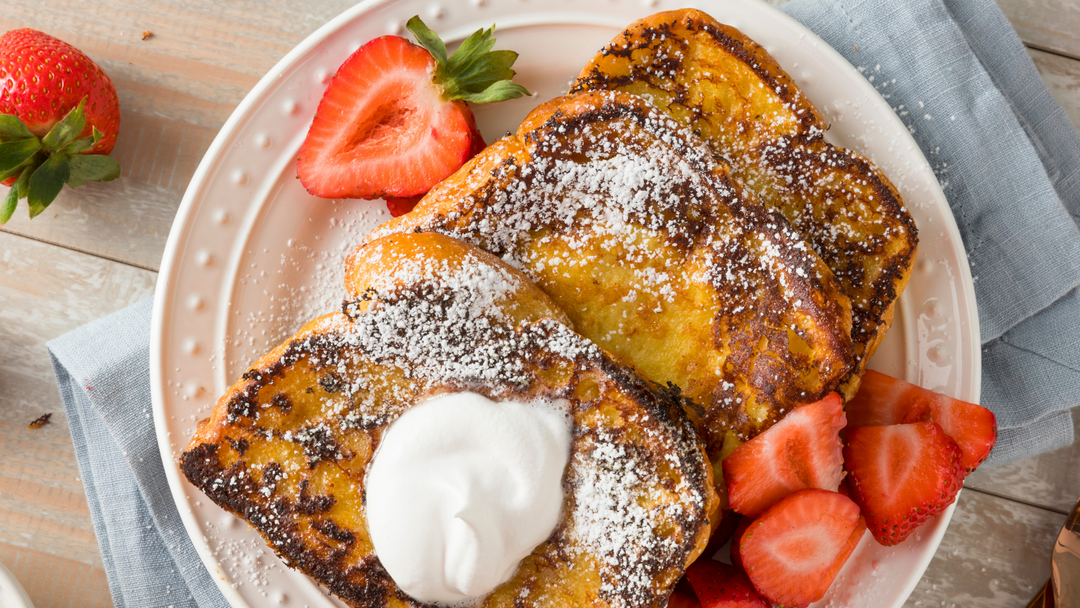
[572,9,919,397]
[181,232,718,608]
[366,91,854,458]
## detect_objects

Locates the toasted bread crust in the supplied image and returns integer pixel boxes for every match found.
[369,92,855,454]
[182,233,717,608]
[572,9,918,397]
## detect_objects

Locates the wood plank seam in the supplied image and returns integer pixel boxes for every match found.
[0,228,161,274]
[1022,41,1080,63]
[966,486,1075,517]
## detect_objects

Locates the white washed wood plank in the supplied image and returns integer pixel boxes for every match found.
[904,489,1065,608]
[0,542,112,608]
[1030,47,1080,134]
[0,0,358,271]
[0,231,155,574]
[996,0,1080,60]
[966,409,1080,514]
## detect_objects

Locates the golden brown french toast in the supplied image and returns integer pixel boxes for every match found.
[181,232,718,608]
[367,91,854,458]
[571,9,918,397]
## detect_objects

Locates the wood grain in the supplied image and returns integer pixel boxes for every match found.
[966,409,1080,514]
[0,542,111,608]
[1030,47,1080,132]
[0,231,155,607]
[996,0,1080,60]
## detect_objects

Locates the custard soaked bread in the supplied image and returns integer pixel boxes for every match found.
[572,9,918,397]
[181,232,718,608]
[367,91,854,457]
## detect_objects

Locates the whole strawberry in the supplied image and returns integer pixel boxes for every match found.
[0,28,121,224]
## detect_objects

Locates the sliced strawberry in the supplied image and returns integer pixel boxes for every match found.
[848,370,997,473]
[703,508,742,558]
[385,193,426,217]
[723,393,846,518]
[739,489,862,608]
[297,17,528,210]
[730,516,752,572]
[843,422,964,546]
[685,559,768,608]
[668,588,702,608]
[821,516,866,586]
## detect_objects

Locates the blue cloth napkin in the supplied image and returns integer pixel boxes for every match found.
[782,0,1080,464]
[47,0,1080,605]
[49,298,228,608]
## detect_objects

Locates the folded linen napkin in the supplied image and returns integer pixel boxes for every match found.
[47,0,1080,604]
[782,0,1080,464]
[49,298,228,608]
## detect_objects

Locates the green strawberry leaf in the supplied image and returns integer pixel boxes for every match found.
[406,16,448,65]
[444,50,520,97]
[0,138,41,174]
[42,97,87,151]
[0,181,18,225]
[407,16,530,104]
[445,25,498,75]
[64,134,98,156]
[457,80,531,104]
[1,165,32,225]
[27,152,71,216]
[67,153,121,189]
[0,114,34,142]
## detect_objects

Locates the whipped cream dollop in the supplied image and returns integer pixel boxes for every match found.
[365,392,572,604]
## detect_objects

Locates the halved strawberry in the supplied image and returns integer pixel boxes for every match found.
[723,393,846,518]
[848,370,997,473]
[843,422,964,546]
[297,17,528,211]
[685,559,768,608]
[739,489,862,608]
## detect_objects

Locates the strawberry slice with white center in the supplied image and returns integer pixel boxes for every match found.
[847,370,997,473]
[843,421,964,546]
[723,393,846,518]
[739,488,863,608]
[297,17,528,213]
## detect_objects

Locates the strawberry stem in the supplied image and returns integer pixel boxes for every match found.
[406,16,530,104]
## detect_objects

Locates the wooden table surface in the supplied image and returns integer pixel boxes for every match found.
[1,1,1079,606]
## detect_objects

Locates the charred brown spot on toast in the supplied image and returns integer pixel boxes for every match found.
[572,9,918,397]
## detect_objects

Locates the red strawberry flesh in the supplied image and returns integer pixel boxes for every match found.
[847,370,997,473]
[739,489,862,608]
[730,515,751,572]
[685,559,768,608]
[723,393,846,518]
[297,35,479,200]
[843,422,964,546]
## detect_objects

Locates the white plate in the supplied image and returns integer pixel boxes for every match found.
[0,562,34,608]
[151,1,981,606]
